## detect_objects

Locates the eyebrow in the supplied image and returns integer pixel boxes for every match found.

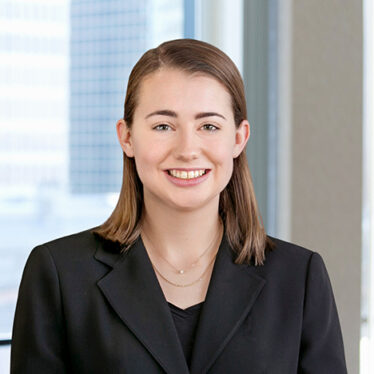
[145,110,226,120]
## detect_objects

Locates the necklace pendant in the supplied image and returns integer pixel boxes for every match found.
[179,269,184,274]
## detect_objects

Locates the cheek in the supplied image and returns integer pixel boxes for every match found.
[134,140,165,164]
[211,138,235,164]
[207,141,235,184]
[132,140,167,182]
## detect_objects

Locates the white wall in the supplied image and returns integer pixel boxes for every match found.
[277,1,363,373]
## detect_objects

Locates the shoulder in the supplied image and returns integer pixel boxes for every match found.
[253,235,325,283]
[266,235,315,264]
[30,228,99,262]
[39,227,100,254]
[27,227,121,271]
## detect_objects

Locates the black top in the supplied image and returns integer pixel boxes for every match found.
[168,301,204,368]
[11,229,347,373]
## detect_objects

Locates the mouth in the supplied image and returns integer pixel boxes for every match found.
[165,169,210,180]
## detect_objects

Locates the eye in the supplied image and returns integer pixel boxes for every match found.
[153,124,172,131]
[202,124,219,132]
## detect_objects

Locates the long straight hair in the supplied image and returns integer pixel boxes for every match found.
[93,39,274,265]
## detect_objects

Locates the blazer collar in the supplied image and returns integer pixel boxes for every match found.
[93,234,123,267]
[95,233,266,374]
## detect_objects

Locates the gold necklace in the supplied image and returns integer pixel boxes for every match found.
[151,247,219,287]
[142,218,223,275]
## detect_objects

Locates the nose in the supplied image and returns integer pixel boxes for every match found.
[173,127,200,161]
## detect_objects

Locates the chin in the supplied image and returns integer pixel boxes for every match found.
[170,202,203,212]
[169,196,216,212]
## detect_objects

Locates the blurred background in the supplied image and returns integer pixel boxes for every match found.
[0,0,368,372]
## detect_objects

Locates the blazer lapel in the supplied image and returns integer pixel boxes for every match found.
[95,236,189,374]
[189,234,266,374]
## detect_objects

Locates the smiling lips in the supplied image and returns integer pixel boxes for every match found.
[164,169,211,186]
[167,169,207,179]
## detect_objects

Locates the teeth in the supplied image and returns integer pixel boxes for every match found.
[169,169,206,179]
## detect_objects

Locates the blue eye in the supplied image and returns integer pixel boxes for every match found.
[203,124,219,132]
[154,124,171,131]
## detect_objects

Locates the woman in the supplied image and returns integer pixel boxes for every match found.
[11,39,347,373]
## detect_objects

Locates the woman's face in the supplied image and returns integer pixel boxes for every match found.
[117,68,250,212]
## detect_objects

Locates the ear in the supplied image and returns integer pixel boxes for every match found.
[116,119,135,158]
[232,120,250,158]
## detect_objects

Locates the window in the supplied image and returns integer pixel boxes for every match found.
[0,0,184,371]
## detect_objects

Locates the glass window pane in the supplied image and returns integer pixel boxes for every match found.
[0,3,184,371]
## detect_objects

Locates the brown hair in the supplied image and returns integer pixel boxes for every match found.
[93,38,274,265]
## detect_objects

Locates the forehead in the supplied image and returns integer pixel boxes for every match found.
[136,68,233,113]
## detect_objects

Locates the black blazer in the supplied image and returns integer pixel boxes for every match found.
[11,228,347,373]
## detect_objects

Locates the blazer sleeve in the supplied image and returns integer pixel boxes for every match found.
[298,252,347,373]
[11,245,69,373]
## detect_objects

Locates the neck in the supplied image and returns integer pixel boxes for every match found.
[140,194,223,264]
